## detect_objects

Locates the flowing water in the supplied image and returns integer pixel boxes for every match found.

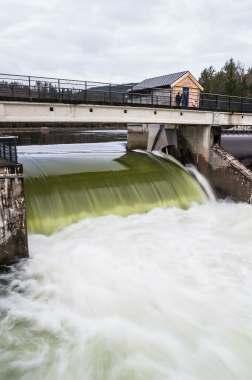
[19,143,205,235]
[0,141,252,380]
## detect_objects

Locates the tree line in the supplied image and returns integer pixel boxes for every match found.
[199,58,252,97]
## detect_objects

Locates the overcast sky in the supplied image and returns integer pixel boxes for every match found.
[1,0,251,83]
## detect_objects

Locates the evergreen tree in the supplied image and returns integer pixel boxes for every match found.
[199,66,215,92]
[245,67,252,96]
[198,58,249,96]
[222,58,244,96]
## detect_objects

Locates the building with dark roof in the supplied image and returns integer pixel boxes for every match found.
[130,71,203,108]
[132,71,189,92]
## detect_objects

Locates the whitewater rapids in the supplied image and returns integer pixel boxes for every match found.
[0,202,252,380]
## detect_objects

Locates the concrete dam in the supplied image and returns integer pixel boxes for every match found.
[1,72,252,379]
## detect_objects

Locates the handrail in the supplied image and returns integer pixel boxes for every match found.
[0,73,123,86]
[0,73,252,113]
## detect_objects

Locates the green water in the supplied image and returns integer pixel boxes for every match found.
[22,150,206,235]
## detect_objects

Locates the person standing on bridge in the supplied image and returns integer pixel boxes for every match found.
[175,92,182,107]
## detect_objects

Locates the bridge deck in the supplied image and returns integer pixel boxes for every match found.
[0,101,251,126]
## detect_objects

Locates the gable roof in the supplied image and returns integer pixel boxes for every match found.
[132,71,189,91]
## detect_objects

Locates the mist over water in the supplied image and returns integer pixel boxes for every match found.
[0,141,252,380]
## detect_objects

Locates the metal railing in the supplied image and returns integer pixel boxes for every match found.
[0,73,252,113]
[0,136,18,163]
[0,73,134,104]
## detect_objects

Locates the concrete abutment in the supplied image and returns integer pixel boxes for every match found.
[127,123,252,203]
[0,162,28,265]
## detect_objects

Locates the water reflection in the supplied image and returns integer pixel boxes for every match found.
[7,127,127,146]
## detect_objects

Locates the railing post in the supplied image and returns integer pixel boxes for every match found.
[199,93,202,109]
[14,138,17,163]
[215,95,218,110]
[28,76,31,99]
[8,143,11,162]
[2,144,4,160]
[85,81,87,102]
[109,84,112,104]
[241,97,243,113]
[228,96,231,112]
[57,79,61,101]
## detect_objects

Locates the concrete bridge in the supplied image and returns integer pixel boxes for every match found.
[1,72,252,125]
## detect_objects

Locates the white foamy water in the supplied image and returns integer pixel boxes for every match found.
[0,202,252,380]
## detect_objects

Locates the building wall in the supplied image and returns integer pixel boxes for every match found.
[148,75,201,108]
[152,89,171,105]
[173,75,201,107]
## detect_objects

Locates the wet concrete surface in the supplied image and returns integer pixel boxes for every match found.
[221,134,252,170]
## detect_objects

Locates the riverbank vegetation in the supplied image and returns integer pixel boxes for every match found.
[199,58,252,96]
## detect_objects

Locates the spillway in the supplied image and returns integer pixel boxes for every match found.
[1,141,252,380]
[20,143,206,235]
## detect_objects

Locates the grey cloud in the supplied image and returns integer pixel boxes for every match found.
[0,0,252,83]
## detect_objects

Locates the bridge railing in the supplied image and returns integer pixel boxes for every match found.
[1,73,252,113]
[0,136,18,164]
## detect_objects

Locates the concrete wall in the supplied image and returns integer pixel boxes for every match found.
[1,101,252,126]
[177,125,213,174]
[177,126,252,202]
[208,145,252,203]
[0,162,28,265]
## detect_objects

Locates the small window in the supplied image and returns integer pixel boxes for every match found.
[50,106,54,112]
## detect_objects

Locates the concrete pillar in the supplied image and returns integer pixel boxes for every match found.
[177,125,213,174]
[0,162,28,265]
[127,124,149,150]
[128,123,214,171]
[127,123,177,152]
